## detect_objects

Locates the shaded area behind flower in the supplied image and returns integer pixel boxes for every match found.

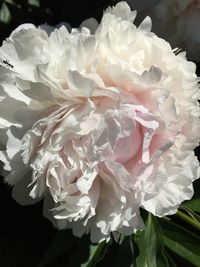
[0,0,112,45]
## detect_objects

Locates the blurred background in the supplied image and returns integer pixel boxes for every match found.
[0,0,200,266]
[0,0,112,44]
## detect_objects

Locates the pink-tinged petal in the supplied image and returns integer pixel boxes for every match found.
[0,1,199,243]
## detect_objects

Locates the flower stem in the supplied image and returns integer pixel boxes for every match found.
[176,210,200,231]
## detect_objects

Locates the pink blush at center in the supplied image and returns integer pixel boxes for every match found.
[112,126,142,163]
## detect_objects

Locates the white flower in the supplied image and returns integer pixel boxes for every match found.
[0,1,199,242]
[133,0,200,61]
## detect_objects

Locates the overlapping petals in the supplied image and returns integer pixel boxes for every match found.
[0,1,199,242]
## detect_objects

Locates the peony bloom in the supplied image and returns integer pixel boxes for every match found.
[132,0,200,61]
[0,1,199,242]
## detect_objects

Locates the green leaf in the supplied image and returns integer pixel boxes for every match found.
[28,0,40,7]
[0,3,11,24]
[135,213,168,267]
[156,251,171,267]
[37,230,79,267]
[176,209,200,232]
[180,205,200,224]
[81,240,109,267]
[160,219,200,267]
[162,250,177,267]
[183,199,200,213]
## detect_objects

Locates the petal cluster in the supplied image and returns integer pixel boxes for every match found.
[0,1,199,242]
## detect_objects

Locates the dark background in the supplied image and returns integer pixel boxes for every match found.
[0,0,114,45]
